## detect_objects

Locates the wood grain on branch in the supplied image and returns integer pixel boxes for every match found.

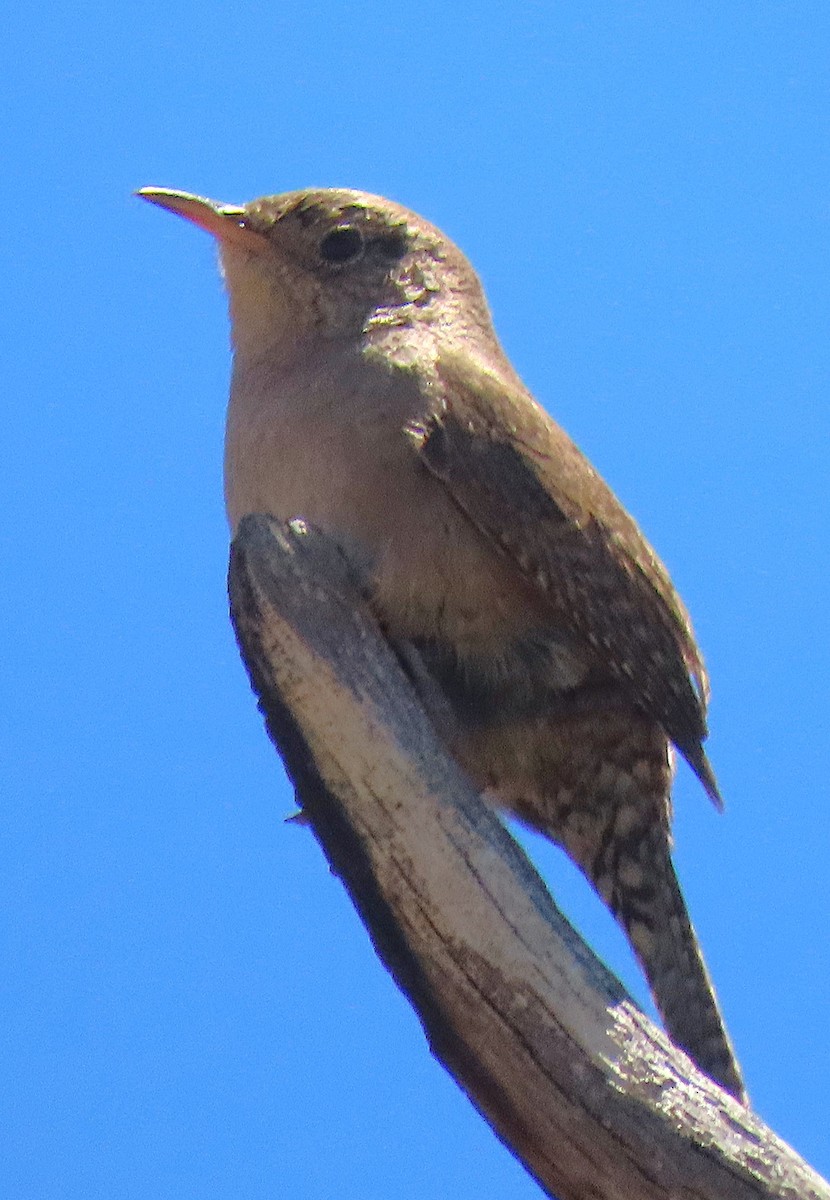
[228,513,829,1200]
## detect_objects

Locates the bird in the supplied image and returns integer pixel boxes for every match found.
[138,184,746,1102]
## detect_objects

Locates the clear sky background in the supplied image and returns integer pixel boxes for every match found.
[3,4,829,1197]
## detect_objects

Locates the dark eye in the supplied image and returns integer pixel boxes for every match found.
[320,225,364,264]
[373,233,408,261]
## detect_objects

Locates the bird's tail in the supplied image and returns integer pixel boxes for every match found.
[479,708,746,1102]
[602,814,746,1102]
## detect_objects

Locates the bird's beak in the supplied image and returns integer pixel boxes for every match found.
[136,187,265,250]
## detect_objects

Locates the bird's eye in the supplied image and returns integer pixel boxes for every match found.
[373,233,408,261]
[320,226,364,265]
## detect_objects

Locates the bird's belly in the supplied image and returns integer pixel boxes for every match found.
[226,385,549,650]
[224,356,595,703]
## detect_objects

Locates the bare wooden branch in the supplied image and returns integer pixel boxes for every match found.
[228,513,829,1200]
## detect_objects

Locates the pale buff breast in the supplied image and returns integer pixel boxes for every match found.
[224,344,543,650]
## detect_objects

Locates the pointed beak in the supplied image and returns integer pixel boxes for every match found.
[136,187,265,250]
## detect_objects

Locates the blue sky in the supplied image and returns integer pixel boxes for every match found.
[4,3,829,1196]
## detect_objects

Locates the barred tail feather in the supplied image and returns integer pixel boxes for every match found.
[607,824,746,1101]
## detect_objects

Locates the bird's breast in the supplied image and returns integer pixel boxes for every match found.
[224,347,547,653]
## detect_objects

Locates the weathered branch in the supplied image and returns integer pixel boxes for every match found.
[228,513,829,1200]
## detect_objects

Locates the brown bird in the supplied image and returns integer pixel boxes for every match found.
[138,185,746,1102]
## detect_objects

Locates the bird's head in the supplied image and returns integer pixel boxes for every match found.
[137,187,493,362]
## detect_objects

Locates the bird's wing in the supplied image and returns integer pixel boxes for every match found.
[408,349,721,807]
